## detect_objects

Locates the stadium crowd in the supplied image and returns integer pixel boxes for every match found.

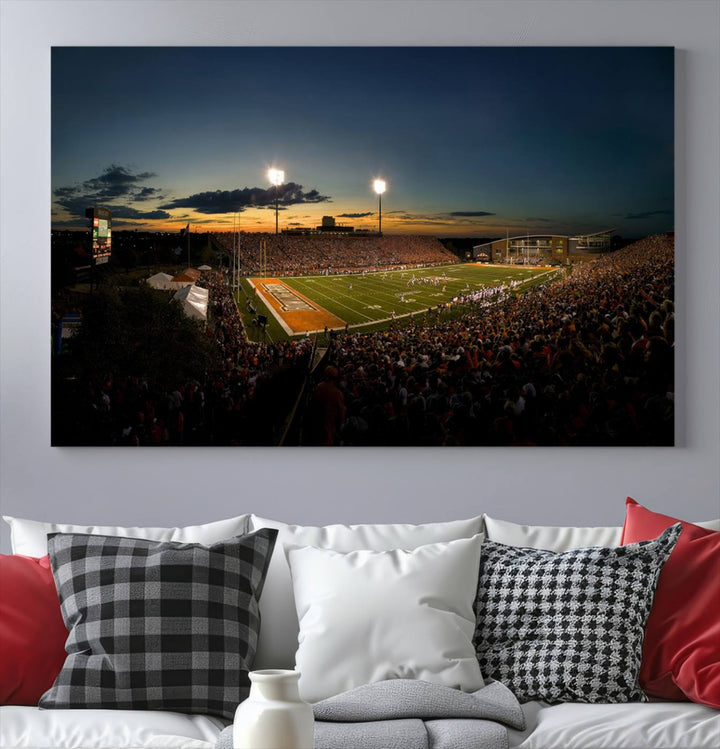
[55,234,675,447]
[195,273,315,445]
[213,232,456,275]
[311,235,675,446]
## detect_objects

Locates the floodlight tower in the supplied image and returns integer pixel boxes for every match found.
[373,179,386,236]
[268,168,284,235]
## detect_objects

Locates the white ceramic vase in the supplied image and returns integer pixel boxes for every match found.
[233,669,314,749]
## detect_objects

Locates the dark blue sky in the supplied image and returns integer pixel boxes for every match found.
[52,46,674,236]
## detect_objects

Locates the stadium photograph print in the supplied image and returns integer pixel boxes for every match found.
[51,47,675,447]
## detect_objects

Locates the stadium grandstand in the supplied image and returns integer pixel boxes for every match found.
[54,233,674,447]
[213,232,457,276]
[315,233,673,446]
[473,229,614,264]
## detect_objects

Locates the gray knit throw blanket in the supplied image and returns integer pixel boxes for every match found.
[215,678,525,749]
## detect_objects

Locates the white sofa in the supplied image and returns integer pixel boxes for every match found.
[1,512,718,749]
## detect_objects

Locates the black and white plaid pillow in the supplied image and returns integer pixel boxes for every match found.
[40,528,277,719]
[474,523,681,704]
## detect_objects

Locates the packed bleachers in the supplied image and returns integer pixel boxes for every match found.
[213,232,456,275]
[307,235,675,446]
[55,235,675,447]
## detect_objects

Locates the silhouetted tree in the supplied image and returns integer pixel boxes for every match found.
[68,285,219,387]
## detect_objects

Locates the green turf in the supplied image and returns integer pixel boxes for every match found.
[290,264,555,323]
[239,263,561,341]
[235,278,288,343]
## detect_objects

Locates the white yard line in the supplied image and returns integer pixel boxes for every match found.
[288,280,375,322]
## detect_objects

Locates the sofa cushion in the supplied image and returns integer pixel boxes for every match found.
[248,514,484,669]
[0,554,67,705]
[621,498,720,708]
[482,515,623,550]
[474,524,681,704]
[0,705,227,748]
[508,700,720,749]
[39,530,276,720]
[3,700,718,749]
[286,535,485,703]
[2,514,251,557]
[482,513,720,551]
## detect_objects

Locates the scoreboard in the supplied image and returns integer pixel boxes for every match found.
[85,207,112,264]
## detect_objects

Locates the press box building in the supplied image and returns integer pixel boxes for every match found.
[473,229,613,264]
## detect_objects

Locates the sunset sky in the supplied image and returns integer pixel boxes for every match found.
[51,46,674,237]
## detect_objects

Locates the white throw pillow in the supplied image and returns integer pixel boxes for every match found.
[248,514,484,670]
[2,514,250,557]
[482,513,720,552]
[286,535,485,703]
[692,519,720,531]
[481,515,622,551]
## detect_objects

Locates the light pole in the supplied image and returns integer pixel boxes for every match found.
[268,168,284,235]
[373,179,386,235]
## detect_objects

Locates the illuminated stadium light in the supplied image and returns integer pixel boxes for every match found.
[373,179,386,235]
[268,168,284,186]
[268,168,285,234]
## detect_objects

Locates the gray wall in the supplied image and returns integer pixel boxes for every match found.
[1,1,718,553]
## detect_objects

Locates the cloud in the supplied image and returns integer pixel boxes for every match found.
[525,217,552,222]
[134,186,163,201]
[51,218,90,228]
[82,164,157,198]
[337,212,374,218]
[53,165,166,220]
[55,197,170,220]
[54,186,79,198]
[388,210,499,227]
[624,209,673,220]
[448,211,496,217]
[110,206,171,220]
[391,212,460,226]
[159,182,331,215]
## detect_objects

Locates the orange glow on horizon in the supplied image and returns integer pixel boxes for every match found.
[53,203,553,238]
[52,213,549,238]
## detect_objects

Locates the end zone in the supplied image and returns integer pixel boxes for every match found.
[248,278,345,335]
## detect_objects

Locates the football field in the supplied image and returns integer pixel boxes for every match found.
[238,263,559,342]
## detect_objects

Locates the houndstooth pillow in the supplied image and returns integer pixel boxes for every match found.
[474,523,681,704]
[40,529,277,719]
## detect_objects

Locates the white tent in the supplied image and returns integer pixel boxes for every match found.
[173,284,208,321]
[168,279,195,290]
[146,272,175,290]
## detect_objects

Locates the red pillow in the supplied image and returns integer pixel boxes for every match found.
[0,554,68,704]
[621,497,720,707]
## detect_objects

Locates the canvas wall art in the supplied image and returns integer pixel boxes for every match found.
[51,47,675,446]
